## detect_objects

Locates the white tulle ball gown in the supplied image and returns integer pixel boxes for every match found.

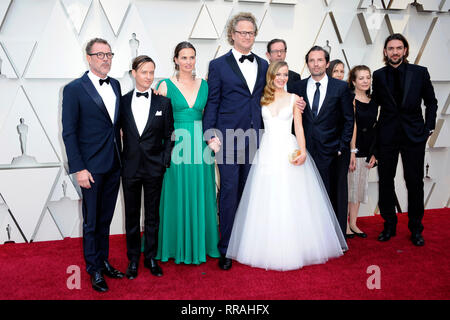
[226,94,348,271]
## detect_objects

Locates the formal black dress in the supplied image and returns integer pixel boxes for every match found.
[348,99,378,203]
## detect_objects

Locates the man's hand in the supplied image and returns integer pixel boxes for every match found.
[295,96,306,113]
[207,137,221,154]
[76,169,95,189]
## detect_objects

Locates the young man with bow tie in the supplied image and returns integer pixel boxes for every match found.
[120,55,174,279]
[62,38,124,292]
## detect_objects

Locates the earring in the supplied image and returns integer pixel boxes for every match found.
[192,67,196,80]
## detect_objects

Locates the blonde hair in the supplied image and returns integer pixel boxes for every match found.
[226,12,258,46]
[261,61,288,106]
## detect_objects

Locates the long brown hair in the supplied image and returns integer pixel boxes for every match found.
[261,61,288,106]
[383,33,409,65]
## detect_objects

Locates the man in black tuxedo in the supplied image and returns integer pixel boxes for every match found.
[291,46,354,236]
[62,38,124,292]
[266,38,300,92]
[120,55,174,278]
[372,33,437,246]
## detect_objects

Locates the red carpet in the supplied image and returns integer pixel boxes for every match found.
[0,209,449,300]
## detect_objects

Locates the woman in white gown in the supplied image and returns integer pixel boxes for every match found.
[226,61,348,271]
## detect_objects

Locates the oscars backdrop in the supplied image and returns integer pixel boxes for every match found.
[0,0,449,244]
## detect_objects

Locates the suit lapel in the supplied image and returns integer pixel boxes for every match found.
[141,91,157,136]
[124,91,140,136]
[316,79,334,120]
[225,50,250,93]
[381,67,398,106]
[401,64,413,107]
[81,72,111,122]
[254,55,265,95]
[110,79,121,124]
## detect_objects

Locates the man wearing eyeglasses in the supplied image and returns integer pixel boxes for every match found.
[62,38,124,292]
[266,38,301,92]
[203,12,268,271]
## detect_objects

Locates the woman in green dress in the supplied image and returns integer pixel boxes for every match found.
[154,41,220,264]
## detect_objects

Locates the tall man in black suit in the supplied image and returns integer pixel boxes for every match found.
[203,12,269,271]
[292,46,354,236]
[372,34,438,246]
[120,55,174,278]
[266,38,300,92]
[62,38,124,292]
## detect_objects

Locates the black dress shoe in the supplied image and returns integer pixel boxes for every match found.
[144,258,163,277]
[91,272,108,292]
[378,229,396,242]
[102,261,124,279]
[411,234,425,246]
[350,227,367,238]
[125,261,139,280]
[218,255,232,270]
[345,232,355,239]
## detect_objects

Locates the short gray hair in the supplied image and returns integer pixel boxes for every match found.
[85,38,110,55]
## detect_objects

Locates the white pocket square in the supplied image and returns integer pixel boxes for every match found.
[155,110,162,116]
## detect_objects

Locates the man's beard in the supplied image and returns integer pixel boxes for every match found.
[388,56,403,66]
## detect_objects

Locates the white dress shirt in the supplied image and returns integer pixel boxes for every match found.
[307,74,329,115]
[87,71,117,122]
[232,48,258,94]
[131,89,151,136]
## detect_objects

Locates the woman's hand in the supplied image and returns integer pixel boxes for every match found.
[349,152,356,172]
[293,153,307,166]
[366,155,377,169]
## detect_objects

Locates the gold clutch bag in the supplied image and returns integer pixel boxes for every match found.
[288,149,302,163]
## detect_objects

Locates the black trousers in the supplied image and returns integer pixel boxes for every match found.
[122,173,164,262]
[377,127,426,234]
[81,167,121,275]
[311,150,349,235]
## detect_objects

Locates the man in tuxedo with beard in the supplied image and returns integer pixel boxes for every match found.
[291,46,354,237]
[372,33,437,246]
[120,55,174,279]
[62,38,124,292]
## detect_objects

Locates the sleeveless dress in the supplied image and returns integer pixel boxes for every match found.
[226,94,347,271]
[348,99,378,204]
[155,78,220,264]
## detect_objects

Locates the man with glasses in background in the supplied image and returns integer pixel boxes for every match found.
[62,38,124,292]
[266,38,300,92]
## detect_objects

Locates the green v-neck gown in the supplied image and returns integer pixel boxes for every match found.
[155,78,220,264]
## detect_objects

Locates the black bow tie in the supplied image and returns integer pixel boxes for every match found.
[239,54,254,63]
[136,91,149,99]
[99,77,110,86]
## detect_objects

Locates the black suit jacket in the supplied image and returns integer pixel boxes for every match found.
[286,69,301,93]
[372,63,437,144]
[292,76,354,160]
[62,71,122,174]
[203,50,268,151]
[120,90,174,178]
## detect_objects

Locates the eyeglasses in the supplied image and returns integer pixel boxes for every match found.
[88,52,114,59]
[234,30,256,38]
[270,49,287,55]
